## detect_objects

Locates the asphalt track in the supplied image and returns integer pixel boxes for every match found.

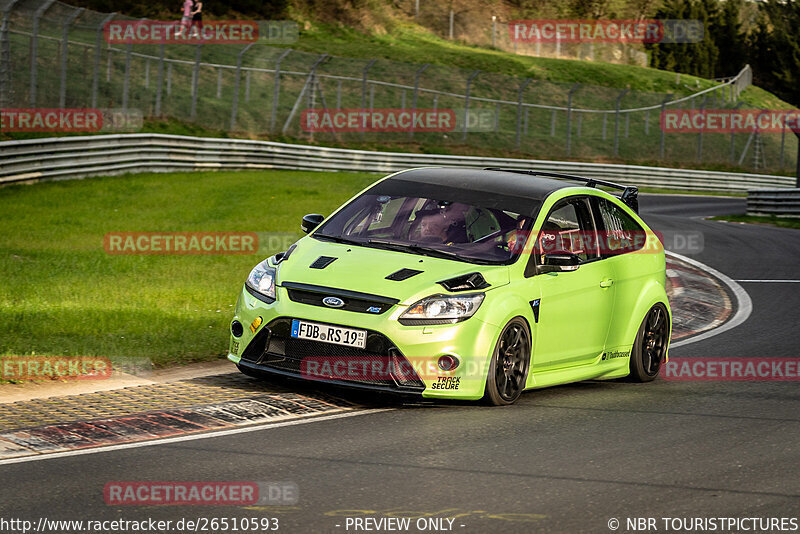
[1,194,799,534]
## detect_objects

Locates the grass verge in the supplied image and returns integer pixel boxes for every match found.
[0,170,376,368]
[709,214,800,229]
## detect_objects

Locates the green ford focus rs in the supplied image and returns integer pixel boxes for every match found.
[228,167,671,405]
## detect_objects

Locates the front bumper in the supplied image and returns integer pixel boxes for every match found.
[227,285,498,400]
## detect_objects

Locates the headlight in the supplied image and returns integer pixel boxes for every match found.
[245,259,276,302]
[398,293,485,325]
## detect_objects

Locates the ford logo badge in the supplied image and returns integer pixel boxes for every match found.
[322,296,345,308]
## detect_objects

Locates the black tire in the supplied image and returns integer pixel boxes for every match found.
[629,304,669,382]
[484,318,531,405]
[237,363,262,379]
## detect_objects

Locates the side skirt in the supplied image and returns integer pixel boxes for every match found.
[525,350,632,389]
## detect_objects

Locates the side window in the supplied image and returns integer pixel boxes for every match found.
[526,198,599,276]
[596,198,646,255]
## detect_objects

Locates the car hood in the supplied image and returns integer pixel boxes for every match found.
[275,237,510,306]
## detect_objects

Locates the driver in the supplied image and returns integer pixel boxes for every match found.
[506,216,530,253]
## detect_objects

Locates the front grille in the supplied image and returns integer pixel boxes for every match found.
[242,318,424,391]
[286,288,392,315]
[282,282,399,315]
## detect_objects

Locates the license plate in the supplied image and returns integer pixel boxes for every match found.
[290,319,366,349]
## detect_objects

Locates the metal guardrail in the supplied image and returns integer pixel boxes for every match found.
[0,134,794,192]
[747,189,800,216]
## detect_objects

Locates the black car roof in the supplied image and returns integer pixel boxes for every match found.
[390,167,573,201]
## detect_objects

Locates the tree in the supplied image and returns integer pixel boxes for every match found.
[748,0,800,107]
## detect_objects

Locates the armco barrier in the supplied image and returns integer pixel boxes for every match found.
[747,189,800,216]
[0,134,795,192]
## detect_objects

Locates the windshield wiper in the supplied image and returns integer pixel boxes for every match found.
[367,239,492,264]
[313,234,367,247]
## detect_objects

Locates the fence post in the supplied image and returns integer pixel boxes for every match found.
[602,113,607,140]
[91,13,115,108]
[229,42,255,130]
[29,0,56,107]
[566,83,580,156]
[515,78,532,148]
[0,0,22,108]
[358,58,376,138]
[282,54,328,135]
[779,115,786,169]
[550,110,556,137]
[449,9,454,40]
[336,79,342,109]
[462,70,480,141]
[122,35,134,112]
[216,68,222,99]
[409,63,429,139]
[155,42,164,115]
[697,96,708,162]
[730,102,744,164]
[59,8,83,109]
[613,88,629,157]
[794,130,800,187]
[659,94,672,160]
[270,48,291,134]
[737,111,767,166]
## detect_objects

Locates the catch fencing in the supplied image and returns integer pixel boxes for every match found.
[0,0,796,173]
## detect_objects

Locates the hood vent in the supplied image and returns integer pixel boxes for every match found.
[438,272,490,292]
[310,256,337,269]
[386,268,423,281]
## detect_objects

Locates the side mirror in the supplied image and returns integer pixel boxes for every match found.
[301,213,324,234]
[538,251,581,274]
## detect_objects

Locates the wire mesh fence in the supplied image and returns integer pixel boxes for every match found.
[0,0,796,174]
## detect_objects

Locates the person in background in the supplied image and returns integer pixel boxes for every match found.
[189,0,203,38]
[177,0,192,38]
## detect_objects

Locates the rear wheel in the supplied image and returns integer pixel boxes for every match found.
[629,304,669,382]
[484,318,531,405]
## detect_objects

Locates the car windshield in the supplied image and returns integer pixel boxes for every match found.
[313,179,539,264]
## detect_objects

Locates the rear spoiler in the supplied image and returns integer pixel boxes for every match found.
[483,167,639,213]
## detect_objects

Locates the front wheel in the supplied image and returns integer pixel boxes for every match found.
[629,304,670,382]
[484,318,531,405]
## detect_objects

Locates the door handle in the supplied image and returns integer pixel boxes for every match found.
[600,279,614,288]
